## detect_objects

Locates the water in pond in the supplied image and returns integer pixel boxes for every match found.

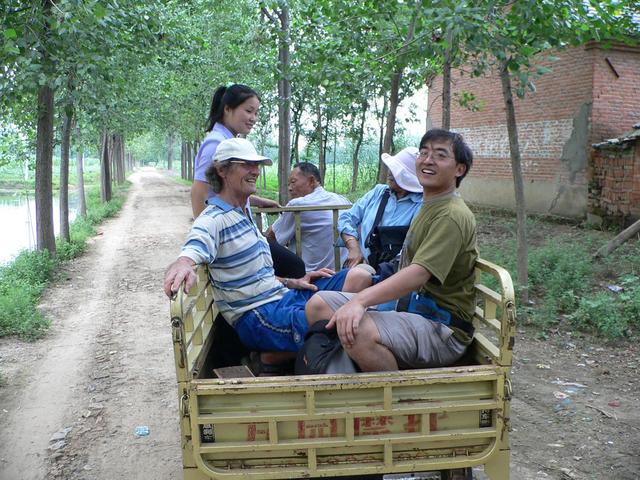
[0,191,78,265]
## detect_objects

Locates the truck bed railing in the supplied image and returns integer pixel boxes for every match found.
[254,204,351,271]
[169,205,515,480]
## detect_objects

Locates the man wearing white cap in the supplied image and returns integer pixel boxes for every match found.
[163,138,373,353]
[338,147,423,269]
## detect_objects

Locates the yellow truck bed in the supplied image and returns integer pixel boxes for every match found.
[170,258,515,480]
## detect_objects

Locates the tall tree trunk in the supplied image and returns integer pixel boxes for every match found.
[316,103,326,183]
[59,104,73,242]
[291,100,302,164]
[332,130,337,192]
[378,71,402,183]
[100,130,112,202]
[351,100,368,192]
[276,4,291,205]
[321,119,329,180]
[441,27,454,130]
[190,141,197,180]
[35,84,56,254]
[167,133,174,170]
[114,135,125,184]
[109,134,117,188]
[500,61,529,303]
[75,126,87,217]
[118,135,125,183]
[378,95,387,160]
[442,60,452,128]
[377,0,420,183]
[35,0,55,254]
[180,140,186,179]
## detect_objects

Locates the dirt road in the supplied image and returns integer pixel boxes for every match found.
[0,168,638,479]
[0,168,190,479]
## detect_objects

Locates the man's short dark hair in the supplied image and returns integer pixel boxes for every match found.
[293,162,322,184]
[419,129,473,187]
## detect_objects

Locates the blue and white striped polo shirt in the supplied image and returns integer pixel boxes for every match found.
[179,197,287,325]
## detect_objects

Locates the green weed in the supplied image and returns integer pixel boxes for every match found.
[0,250,54,339]
[475,208,639,339]
[527,242,593,326]
[0,183,128,340]
[569,275,639,337]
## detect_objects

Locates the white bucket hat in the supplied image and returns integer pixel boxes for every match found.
[213,137,273,165]
[381,147,421,193]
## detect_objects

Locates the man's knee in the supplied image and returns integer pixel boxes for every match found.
[343,267,373,292]
[348,317,381,353]
[305,294,334,325]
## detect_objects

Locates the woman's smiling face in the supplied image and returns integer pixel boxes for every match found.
[223,96,260,136]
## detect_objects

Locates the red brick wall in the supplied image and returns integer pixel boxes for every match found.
[428,43,640,218]
[590,44,640,143]
[429,46,594,185]
[589,143,640,221]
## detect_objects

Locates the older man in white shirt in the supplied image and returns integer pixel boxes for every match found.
[266,162,351,271]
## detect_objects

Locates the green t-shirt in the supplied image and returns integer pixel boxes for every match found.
[400,193,478,341]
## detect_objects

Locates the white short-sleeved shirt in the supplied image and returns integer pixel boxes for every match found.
[271,186,351,271]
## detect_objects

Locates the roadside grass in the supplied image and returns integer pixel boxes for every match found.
[475,207,640,339]
[0,183,129,340]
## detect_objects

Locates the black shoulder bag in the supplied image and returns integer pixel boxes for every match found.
[364,189,410,270]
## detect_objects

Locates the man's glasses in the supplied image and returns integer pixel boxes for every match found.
[418,150,451,161]
[229,160,262,167]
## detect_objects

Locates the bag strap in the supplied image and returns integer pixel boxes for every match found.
[364,188,391,249]
[371,188,391,231]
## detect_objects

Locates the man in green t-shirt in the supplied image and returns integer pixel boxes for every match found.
[305,129,477,372]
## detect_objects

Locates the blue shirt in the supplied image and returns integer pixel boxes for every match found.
[337,184,423,259]
[179,196,287,325]
[193,123,234,184]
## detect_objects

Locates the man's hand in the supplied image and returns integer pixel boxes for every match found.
[264,226,277,242]
[163,257,197,297]
[287,268,335,291]
[327,299,366,347]
[344,242,365,268]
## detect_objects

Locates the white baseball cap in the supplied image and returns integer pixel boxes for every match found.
[381,147,422,193]
[213,138,273,165]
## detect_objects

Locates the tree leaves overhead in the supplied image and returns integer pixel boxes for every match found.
[1,0,637,152]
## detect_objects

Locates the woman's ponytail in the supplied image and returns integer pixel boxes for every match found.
[205,86,227,132]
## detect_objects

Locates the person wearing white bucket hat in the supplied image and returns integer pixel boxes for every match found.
[337,147,423,269]
[380,147,423,193]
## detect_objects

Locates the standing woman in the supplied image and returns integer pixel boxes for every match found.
[191,84,278,217]
[192,84,305,279]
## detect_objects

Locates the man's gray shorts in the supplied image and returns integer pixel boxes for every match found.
[316,291,467,369]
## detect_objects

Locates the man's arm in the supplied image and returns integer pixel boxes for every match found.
[163,256,197,297]
[270,210,295,245]
[337,186,384,266]
[341,233,365,267]
[250,195,280,208]
[328,264,431,347]
[276,268,335,292]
